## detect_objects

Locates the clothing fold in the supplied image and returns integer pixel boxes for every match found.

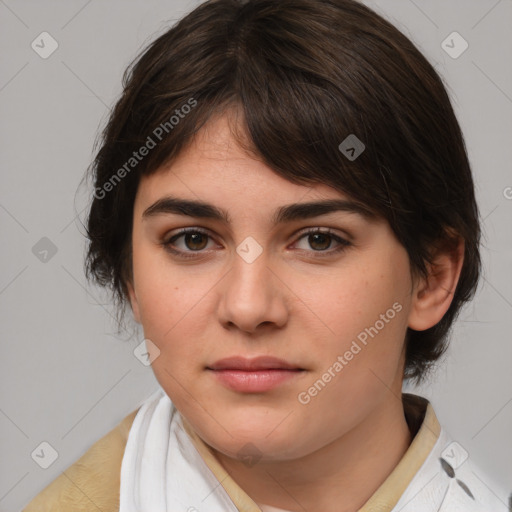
[119,386,240,512]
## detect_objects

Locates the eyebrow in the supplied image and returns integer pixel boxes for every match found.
[142,195,375,224]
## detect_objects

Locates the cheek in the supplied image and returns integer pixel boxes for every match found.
[138,279,206,353]
[290,267,409,447]
[303,260,407,342]
[133,242,196,324]
[301,254,410,386]
[131,245,199,354]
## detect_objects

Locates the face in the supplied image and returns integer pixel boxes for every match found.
[128,113,418,462]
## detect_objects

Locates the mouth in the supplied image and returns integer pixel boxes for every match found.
[206,356,305,393]
[207,356,303,371]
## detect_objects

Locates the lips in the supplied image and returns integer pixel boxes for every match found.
[207,356,303,371]
[206,356,305,393]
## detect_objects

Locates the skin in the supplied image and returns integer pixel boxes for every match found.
[127,111,464,512]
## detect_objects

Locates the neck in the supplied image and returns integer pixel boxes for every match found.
[211,394,412,512]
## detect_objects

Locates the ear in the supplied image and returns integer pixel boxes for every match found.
[408,237,465,331]
[127,280,141,324]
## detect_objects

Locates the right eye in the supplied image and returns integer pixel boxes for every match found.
[162,227,221,259]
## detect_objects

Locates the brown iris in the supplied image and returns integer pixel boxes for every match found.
[184,232,208,251]
[308,233,332,251]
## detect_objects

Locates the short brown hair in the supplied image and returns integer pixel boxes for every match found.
[84,0,481,384]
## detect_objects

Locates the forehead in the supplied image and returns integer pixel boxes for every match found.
[136,113,353,208]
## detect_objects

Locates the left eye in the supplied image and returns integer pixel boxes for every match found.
[294,229,350,253]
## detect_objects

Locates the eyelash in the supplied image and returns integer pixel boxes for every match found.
[161,227,351,260]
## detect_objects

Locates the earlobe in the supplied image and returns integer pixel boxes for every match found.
[127,281,141,324]
[408,237,465,331]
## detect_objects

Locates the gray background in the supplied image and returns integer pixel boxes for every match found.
[1,0,511,510]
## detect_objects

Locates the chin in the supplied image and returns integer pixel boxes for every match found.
[193,413,310,461]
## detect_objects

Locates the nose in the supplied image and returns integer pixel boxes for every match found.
[216,249,289,334]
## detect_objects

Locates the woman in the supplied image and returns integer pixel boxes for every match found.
[23,0,508,510]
